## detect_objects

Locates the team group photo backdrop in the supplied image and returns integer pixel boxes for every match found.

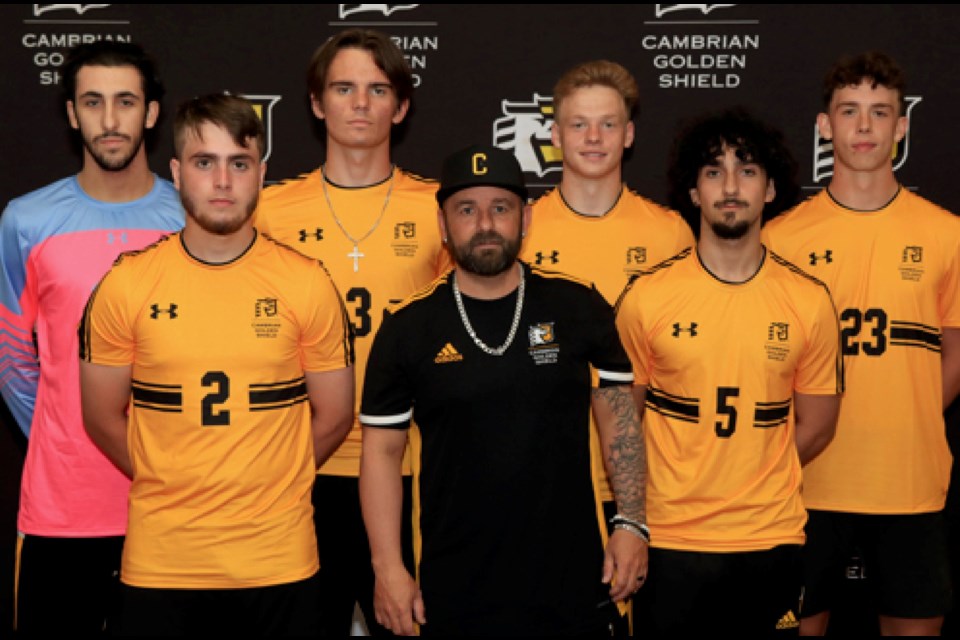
[1,4,959,634]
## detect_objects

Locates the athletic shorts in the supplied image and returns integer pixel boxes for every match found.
[633,545,803,636]
[802,509,953,619]
[115,572,321,636]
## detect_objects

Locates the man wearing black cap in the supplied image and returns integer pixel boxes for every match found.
[358,144,649,636]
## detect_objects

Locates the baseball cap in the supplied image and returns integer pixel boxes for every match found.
[436,144,528,206]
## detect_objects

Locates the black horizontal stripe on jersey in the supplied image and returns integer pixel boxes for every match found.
[646,386,699,424]
[890,321,941,352]
[754,399,791,428]
[132,380,183,413]
[249,377,308,411]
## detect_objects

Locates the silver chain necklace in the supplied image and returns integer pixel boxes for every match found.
[320,165,395,272]
[452,263,525,356]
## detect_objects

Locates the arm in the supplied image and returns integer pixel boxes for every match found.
[0,206,40,436]
[80,360,133,477]
[941,327,960,409]
[592,383,648,601]
[359,426,424,635]
[793,392,840,465]
[304,366,355,469]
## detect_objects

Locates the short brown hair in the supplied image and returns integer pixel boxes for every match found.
[552,60,639,121]
[173,93,265,159]
[822,50,906,114]
[306,28,414,107]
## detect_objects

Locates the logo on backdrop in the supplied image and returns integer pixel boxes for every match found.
[492,94,562,180]
[338,4,419,19]
[241,95,282,163]
[654,4,736,18]
[643,4,758,90]
[33,4,110,16]
[812,96,921,183]
[331,5,436,88]
[22,4,132,86]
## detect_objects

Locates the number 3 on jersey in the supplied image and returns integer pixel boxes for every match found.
[346,287,400,338]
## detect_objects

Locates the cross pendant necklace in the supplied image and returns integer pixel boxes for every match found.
[347,245,364,272]
[320,165,395,273]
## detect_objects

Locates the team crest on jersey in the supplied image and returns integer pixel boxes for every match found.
[493,94,562,178]
[528,322,559,365]
[765,322,790,361]
[391,222,419,258]
[812,96,921,183]
[241,94,281,162]
[899,245,925,282]
[252,298,281,338]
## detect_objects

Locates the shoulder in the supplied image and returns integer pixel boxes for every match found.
[394,167,439,197]
[259,170,320,208]
[615,247,694,309]
[2,176,78,228]
[390,270,452,317]
[764,190,827,232]
[767,250,831,294]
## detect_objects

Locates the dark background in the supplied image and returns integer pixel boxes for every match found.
[1,4,959,635]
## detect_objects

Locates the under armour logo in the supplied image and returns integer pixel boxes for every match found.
[809,250,833,266]
[672,322,698,337]
[150,304,178,319]
[299,228,323,242]
[535,250,560,265]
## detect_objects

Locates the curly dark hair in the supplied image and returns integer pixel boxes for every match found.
[667,107,799,237]
[822,50,906,115]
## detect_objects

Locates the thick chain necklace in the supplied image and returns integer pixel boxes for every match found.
[452,263,525,356]
[320,165,395,272]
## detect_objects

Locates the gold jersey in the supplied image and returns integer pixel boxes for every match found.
[616,247,841,551]
[80,232,353,588]
[522,186,694,502]
[256,167,450,475]
[763,188,960,513]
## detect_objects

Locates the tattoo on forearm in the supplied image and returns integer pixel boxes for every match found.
[593,386,647,521]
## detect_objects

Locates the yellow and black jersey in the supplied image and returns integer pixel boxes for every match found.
[762,188,960,513]
[523,186,694,503]
[79,232,353,589]
[615,247,841,552]
[255,166,449,476]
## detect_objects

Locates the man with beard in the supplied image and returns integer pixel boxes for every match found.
[358,144,648,636]
[0,41,183,635]
[78,93,355,636]
[615,108,842,636]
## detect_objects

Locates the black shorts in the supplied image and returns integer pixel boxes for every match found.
[633,545,803,636]
[115,572,321,636]
[802,509,953,619]
[14,533,123,634]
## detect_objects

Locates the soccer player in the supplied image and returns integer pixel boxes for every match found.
[762,51,960,636]
[520,62,692,631]
[359,144,648,636]
[0,40,183,634]
[254,29,449,635]
[78,93,354,635]
[617,107,842,635]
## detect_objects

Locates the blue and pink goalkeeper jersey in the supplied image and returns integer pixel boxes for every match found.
[0,175,183,536]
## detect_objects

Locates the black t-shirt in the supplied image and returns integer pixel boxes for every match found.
[361,262,632,634]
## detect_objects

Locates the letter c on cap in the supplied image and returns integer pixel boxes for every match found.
[472,153,488,176]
